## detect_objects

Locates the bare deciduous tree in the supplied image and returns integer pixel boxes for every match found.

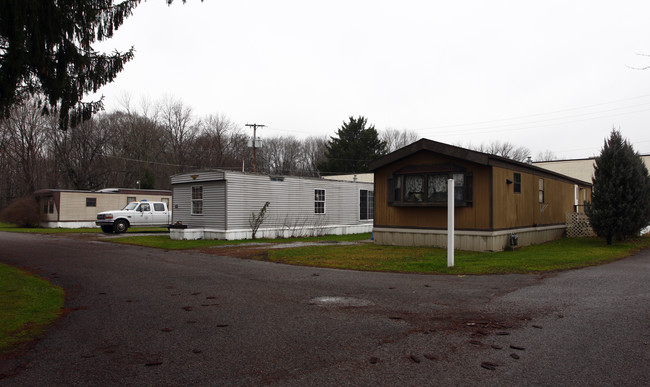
[109,109,168,189]
[259,136,304,175]
[49,113,118,190]
[192,114,240,169]
[380,128,420,153]
[159,97,197,173]
[463,140,531,162]
[301,136,328,177]
[534,150,557,162]
[2,98,439,212]
[0,98,52,202]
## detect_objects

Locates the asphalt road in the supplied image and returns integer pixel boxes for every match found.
[0,232,648,386]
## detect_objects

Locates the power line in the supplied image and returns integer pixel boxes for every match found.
[104,154,198,169]
[238,95,650,142]
[429,106,650,138]
[413,94,650,132]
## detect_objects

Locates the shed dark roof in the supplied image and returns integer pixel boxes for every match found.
[369,138,591,186]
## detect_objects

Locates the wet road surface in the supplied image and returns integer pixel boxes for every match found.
[0,232,648,386]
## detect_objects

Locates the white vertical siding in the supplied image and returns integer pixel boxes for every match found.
[171,170,373,232]
[224,172,372,230]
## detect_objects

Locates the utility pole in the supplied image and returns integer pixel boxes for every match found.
[245,123,265,173]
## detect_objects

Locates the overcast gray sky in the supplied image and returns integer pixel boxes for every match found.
[90,0,650,160]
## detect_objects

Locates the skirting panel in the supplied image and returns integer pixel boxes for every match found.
[170,223,373,241]
[40,221,97,228]
[373,225,566,252]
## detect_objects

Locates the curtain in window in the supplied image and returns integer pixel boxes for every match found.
[405,175,424,201]
[427,174,447,201]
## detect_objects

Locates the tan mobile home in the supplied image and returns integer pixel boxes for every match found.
[34,188,172,228]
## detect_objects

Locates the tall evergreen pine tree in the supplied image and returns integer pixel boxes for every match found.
[318,116,386,174]
[0,0,187,130]
[586,129,650,244]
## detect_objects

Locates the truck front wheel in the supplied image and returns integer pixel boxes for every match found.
[114,220,129,234]
[101,225,114,233]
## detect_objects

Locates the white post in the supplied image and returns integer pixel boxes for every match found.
[448,179,454,267]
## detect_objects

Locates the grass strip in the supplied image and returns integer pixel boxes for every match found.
[265,236,650,274]
[0,222,167,234]
[0,263,65,354]
[109,232,372,249]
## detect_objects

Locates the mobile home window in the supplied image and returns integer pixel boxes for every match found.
[126,196,136,205]
[314,189,325,214]
[389,169,472,207]
[427,174,447,202]
[43,198,54,214]
[452,173,465,201]
[514,173,521,193]
[360,190,374,220]
[161,197,169,206]
[426,173,465,202]
[538,178,545,203]
[86,197,97,207]
[404,175,425,202]
[192,186,203,215]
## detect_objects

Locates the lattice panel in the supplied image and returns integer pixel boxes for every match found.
[566,212,595,238]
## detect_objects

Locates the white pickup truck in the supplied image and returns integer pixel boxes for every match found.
[96,201,172,233]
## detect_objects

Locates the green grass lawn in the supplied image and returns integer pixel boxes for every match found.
[3,219,649,275]
[107,230,650,275]
[110,232,372,249]
[0,222,167,234]
[264,236,650,274]
[0,262,64,355]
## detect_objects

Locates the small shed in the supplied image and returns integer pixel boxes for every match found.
[34,188,172,228]
[369,139,592,251]
[170,170,374,240]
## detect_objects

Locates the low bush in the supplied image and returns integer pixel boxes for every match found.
[0,197,41,227]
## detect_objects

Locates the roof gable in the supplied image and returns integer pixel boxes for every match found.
[369,138,591,186]
[369,139,491,170]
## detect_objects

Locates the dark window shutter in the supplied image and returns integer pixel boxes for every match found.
[466,173,473,206]
[387,178,395,203]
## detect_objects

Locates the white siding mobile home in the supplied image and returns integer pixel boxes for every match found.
[170,170,374,240]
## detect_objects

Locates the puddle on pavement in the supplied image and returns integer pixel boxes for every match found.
[309,296,374,307]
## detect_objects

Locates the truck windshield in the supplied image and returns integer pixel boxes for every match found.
[123,202,139,211]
